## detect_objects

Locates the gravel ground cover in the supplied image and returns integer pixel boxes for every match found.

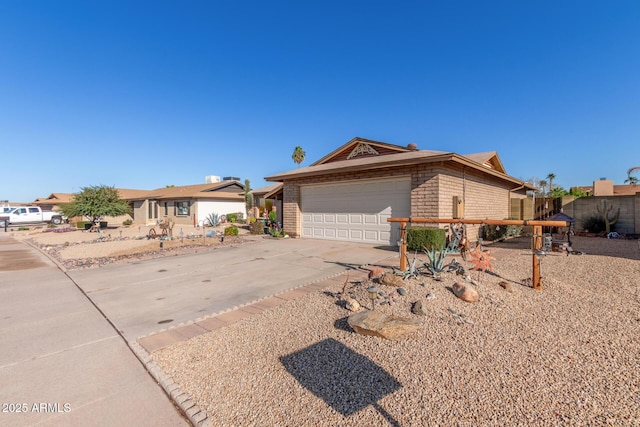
[151,236,640,426]
[9,223,254,270]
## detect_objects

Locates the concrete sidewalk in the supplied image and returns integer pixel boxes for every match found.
[0,236,189,427]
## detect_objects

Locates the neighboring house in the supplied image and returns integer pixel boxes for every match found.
[33,193,75,211]
[34,182,246,227]
[251,183,283,224]
[571,179,640,197]
[264,137,535,245]
[124,181,246,226]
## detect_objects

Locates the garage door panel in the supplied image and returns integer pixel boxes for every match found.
[301,178,410,245]
[364,215,378,224]
[350,215,362,224]
[350,230,363,239]
[364,230,378,241]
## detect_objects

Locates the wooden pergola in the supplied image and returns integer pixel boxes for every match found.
[387,218,569,290]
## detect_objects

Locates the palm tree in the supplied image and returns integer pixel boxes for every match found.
[292,146,306,168]
[538,180,548,196]
[546,173,556,194]
[626,166,639,185]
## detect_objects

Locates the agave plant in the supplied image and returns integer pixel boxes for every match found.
[205,212,220,227]
[393,250,424,280]
[424,247,448,277]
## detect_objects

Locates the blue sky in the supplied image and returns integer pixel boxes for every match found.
[1,1,639,202]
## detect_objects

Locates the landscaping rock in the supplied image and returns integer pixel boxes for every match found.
[347,310,422,340]
[343,296,361,312]
[411,300,427,316]
[368,267,385,279]
[426,292,436,301]
[397,287,407,296]
[452,282,479,303]
[379,273,403,287]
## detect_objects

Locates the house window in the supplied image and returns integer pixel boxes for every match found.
[176,201,190,216]
[164,202,168,216]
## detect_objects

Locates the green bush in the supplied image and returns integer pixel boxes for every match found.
[581,215,606,233]
[407,227,446,251]
[122,219,133,226]
[268,210,277,224]
[226,213,237,223]
[249,220,264,235]
[224,225,239,236]
[76,221,89,229]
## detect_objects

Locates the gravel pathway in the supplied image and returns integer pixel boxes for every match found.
[151,237,640,426]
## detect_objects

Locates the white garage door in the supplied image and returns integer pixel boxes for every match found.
[301,178,411,245]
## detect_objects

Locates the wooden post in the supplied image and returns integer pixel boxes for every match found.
[532,225,542,290]
[400,221,407,271]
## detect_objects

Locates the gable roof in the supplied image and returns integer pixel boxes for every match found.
[311,137,417,165]
[33,193,75,204]
[125,181,245,201]
[461,151,506,174]
[252,182,283,198]
[265,137,529,188]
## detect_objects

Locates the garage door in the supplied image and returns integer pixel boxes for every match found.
[301,178,411,245]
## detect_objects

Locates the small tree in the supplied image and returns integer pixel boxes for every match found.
[292,146,305,168]
[60,185,132,225]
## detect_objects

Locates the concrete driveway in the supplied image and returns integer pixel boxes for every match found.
[68,238,397,340]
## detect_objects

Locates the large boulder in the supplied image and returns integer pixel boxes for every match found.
[347,310,422,340]
[452,282,479,303]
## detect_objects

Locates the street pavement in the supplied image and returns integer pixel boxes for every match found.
[0,235,189,426]
[0,234,398,426]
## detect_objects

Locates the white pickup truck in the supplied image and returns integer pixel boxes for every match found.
[1,206,66,225]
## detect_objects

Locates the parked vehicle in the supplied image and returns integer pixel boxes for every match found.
[1,206,66,225]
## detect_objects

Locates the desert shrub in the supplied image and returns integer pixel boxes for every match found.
[407,227,446,251]
[226,213,238,223]
[581,215,606,233]
[122,219,133,226]
[224,225,239,236]
[249,217,256,224]
[249,220,264,235]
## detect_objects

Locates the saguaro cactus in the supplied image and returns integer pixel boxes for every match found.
[596,200,620,233]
